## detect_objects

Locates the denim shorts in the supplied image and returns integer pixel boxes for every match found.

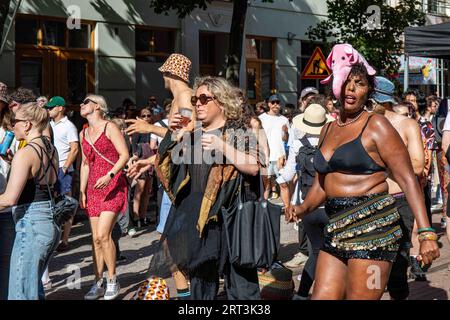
[55,168,73,195]
[9,201,60,300]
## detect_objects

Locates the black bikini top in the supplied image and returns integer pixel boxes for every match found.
[313,115,386,175]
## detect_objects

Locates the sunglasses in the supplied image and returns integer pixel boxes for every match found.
[141,114,152,118]
[191,94,216,106]
[11,118,28,126]
[82,98,97,105]
[149,98,157,102]
[270,100,280,105]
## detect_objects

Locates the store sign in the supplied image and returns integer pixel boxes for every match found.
[301,47,331,80]
[398,55,437,85]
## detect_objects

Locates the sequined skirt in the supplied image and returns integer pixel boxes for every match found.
[322,193,402,262]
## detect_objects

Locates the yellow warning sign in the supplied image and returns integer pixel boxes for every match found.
[301,47,331,80]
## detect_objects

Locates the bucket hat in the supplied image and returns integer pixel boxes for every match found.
[158,54,192,83]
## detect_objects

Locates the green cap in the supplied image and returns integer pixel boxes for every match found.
[45,96,66,108]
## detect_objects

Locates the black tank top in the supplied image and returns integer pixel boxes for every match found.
[314,115,386,175]
[16,137,58,205]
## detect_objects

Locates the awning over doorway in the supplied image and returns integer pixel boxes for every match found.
[404,22,450,59]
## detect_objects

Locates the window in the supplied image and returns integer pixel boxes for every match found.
[15,15,95,105]
[135,27,176,62]
[199,32,229,76]
[15,15,93,48]
[69,25,90,48]
[427,0,449,15]
[15,18,38,45]
[246,36,275,103]
[245,38,274,60]
[42,21,65,46]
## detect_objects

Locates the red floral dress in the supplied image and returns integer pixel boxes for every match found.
[82,125,128,217]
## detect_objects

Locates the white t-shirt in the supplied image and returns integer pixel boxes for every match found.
[259,113,289,162]
[443,113,450,132]
[50,116,79,170]
[151,119,169,145]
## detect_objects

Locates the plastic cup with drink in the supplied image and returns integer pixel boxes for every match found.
[178,107,193,128]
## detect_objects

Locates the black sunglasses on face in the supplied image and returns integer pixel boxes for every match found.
[270,100,280,105]
[12,118,28,126]
[191,94,215,106]
[141,114,152,118]
[82,98,97,105]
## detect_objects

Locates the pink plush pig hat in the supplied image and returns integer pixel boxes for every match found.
[321,44,376,99]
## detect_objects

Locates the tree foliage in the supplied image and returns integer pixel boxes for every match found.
[307,0,425,76]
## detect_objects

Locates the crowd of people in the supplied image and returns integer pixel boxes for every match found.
[0,45,448,300]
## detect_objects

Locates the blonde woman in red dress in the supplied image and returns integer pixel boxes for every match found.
[79,94,129,300]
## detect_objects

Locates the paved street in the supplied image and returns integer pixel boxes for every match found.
[45,201,450,300]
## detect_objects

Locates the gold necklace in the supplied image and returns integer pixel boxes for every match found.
[337,109,366,127]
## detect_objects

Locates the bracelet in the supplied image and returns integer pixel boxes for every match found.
[418,232,438,242]
[418,227,436,234]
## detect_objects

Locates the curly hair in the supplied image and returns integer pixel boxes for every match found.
[193,76,243,123]
[9,87,37,104]
[339,63,376,110]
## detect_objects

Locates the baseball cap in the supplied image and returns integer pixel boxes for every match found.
[45,96,66,108]
[268,94,280,103]
[372,77,397,105]
[300,87,318,99]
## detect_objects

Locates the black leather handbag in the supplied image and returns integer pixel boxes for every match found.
[222,175,281,269]
[52,194,79,227]
[44,170,79,227]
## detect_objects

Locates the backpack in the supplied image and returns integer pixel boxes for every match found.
[295,135,317,201]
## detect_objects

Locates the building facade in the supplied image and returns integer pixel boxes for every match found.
[1,0,448,109]
[0,0,330,109]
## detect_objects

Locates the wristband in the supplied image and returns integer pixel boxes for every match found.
[418,232,438,242]
[418,227,436,234]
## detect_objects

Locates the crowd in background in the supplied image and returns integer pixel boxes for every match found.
[0,49,448,300]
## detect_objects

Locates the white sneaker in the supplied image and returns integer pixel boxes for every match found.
[128,228,137,237]
[104,277,120,300]
[84,279,105,300]
[285,252,308,268]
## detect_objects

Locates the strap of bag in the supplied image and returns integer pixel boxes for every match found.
[299,135,311,148]
[158,120,169,129]
[84,126,116,167]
